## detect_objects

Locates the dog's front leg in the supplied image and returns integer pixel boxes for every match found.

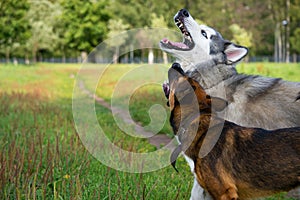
[190,178,213,200]
[219,187,238,200]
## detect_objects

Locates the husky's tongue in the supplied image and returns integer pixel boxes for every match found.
[162,38,189,49]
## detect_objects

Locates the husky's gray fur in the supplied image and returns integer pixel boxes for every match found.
[187,61,300,130]
[160,8,300,200]
[159,8,300,129]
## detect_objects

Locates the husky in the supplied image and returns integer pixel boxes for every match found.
[167,63,300,200]
[160,9,300,200]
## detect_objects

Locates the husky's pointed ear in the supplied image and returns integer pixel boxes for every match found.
[224,41,248,64]
[207,96,228,111]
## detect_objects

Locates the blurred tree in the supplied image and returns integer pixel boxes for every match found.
[60,0,110,60]
[108,0,183,29]
[268,0,290,62]
[151,13,168,28]
[0,0,31,63]
[106,19,130,64]
[289,0,300,61]
[144,0,185,28]
[26,0,61,63]
[108,0,149,28]
[1,0,299,61]
[229,24,253,48]
[290,28,300,54]
[188,0,274,55]
[149,13,169,64]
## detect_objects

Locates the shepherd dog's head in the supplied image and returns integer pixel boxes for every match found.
[167,63,227,135]
[166,62,227,171]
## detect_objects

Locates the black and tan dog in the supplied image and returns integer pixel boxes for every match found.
[165,63,300,200]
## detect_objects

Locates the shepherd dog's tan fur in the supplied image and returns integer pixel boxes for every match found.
[167,63,300,200]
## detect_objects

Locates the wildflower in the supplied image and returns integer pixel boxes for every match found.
[63,174,70,179]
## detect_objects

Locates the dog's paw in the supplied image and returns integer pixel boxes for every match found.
[163,80,170,99]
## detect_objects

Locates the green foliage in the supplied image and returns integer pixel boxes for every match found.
[107,19,130,47]
[229,24,253,48]
[290,28,300,54]
[151,13,168,28]
[60,0,111,53]
[108,0,150,28]
[0,0,31,59]
[290,0,300,55]
[26,0,62,62]
[1,1,300,61]
[149,13,174,42]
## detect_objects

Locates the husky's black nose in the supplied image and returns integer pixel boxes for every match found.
[179,9,189,17]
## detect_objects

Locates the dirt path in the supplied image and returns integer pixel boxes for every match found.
[78,80,174,149]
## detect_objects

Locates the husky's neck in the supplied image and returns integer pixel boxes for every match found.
[181,61,237,90]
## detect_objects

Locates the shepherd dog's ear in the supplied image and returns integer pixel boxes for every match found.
[171,62,185,74]
[168,63,185,81]
[206,95,228,111]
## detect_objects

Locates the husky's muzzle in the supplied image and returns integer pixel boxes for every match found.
[160,9,195,51]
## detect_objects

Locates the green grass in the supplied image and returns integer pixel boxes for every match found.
[237,62,300,82]
[0,62,299,199]
[0,63,192,199]
[79,63,172,135]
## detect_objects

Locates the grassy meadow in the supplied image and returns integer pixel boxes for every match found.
[0,62,299,199]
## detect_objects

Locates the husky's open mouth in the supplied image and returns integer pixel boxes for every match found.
[160,15,195,51]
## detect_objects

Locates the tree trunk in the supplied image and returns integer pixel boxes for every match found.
[130,44,134,63]
[282,24,286,62]
[113,46,119,64]
[5,49,10,63]
[81,51,88,62]
[293,53,297,63]
[148,48,154,64]
[62,51,66,63]
[32,43,38,63]
[25,53,30,65]
[274,23,279,62]
[124,53,128,63]
[13,57,18,66]
[285,0,290,63]
[141,49,144,63]
[38,51,43,62]
[163,52,168,64]
[278,24,282,62]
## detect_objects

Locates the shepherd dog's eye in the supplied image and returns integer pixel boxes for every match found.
[201,30,208,39]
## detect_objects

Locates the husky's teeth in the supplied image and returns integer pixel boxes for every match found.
[173,18,194,49]
[184,35,191,41]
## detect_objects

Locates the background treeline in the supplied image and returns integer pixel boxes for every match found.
[1,0,300,63]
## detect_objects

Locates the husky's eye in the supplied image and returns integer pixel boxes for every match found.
[201,30,208,39]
